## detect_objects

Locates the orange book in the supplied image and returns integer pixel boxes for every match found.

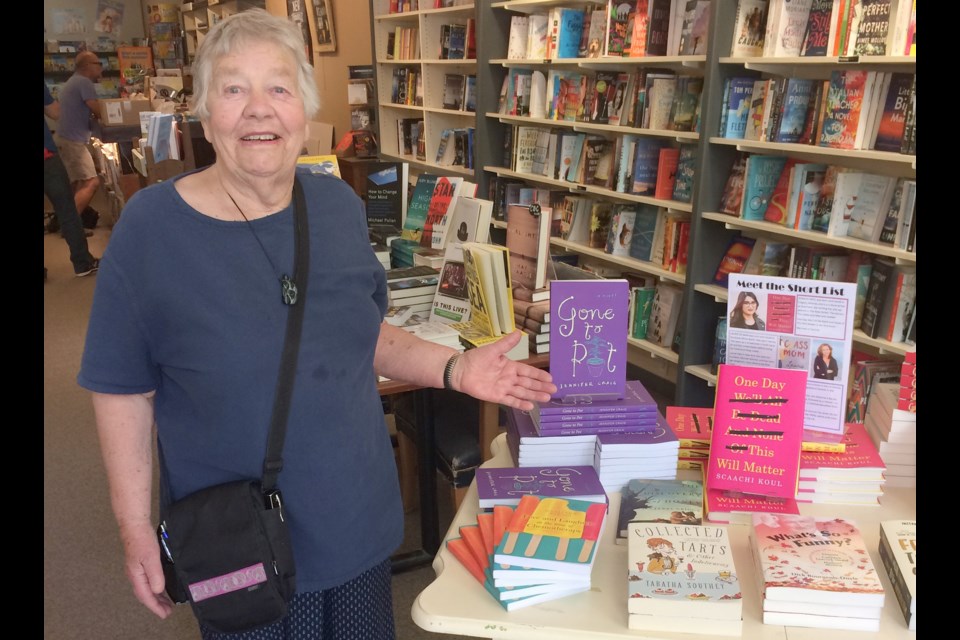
[654,147,680,201]
[460,524,490,572]
[446,537,486,584]
[476,511,495,558]
[763,158,799,225]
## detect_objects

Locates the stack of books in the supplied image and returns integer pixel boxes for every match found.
[396,315,464,351]
[593,415,680,493]
[626,523,743,635]
[665,405,713,471]
[448,494,606,611]
[796,422,886,506]
[384,265,440,316]
[615,477,703,546]
[531,379,659,435]
[513,286,550,354]
[505,407,596,467]
[864,379,917,488]
[751,514,886,631]
[877,519,917,631]
[371,242,391,270]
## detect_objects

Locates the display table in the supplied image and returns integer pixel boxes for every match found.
[412,434,916,640]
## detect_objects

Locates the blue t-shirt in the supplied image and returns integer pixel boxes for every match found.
[78,169,403,592]
[44,83,56,154]
[56,73,98,143]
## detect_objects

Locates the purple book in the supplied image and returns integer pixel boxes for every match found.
[549,279,630,402]
[508,407,598,444]
[475,466,607,509]
[535,379,656,418]
[536,411,658,427]
[595,415,679,450]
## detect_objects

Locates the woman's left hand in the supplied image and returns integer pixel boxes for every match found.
[452,331,556,410]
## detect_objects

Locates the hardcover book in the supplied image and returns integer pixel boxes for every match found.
[506,203,552,291]
[616,478,703,543]
[401,174,439,242]
[549,279,630,402]
[420,176,465,250]
[818,70,869,150]
[704,488,799,524]
[476,466,607,510]
[722,77,756,139]
[493,494,607,575]
[665,406,713,449]
[671,145,696,203]
[364,161,408,227]
[873,72,913,152]
[877,519,916,630]
[429,196,493,325]
[740,155,789,221]
[751,514,886,607]
[800,0,833,56]
[627,523,742,625]
[705,364,807,500]
[730,0,769,57]
[799,422,886,481]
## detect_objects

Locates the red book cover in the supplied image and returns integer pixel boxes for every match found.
[705,364,808,499]
[654,147,680,200]
[665,405,714,449]
[798,422,886,481]
[704,487,799,524]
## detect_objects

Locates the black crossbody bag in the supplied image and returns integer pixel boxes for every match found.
[157,177,310,634]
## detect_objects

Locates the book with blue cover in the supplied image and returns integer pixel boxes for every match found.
[740,155,788,221]
[630,139,665,195]
[555,8,584,58]
[628,205,661,262]
[775,78,815,144]
[671,145,696,203]
[722,76,756,139]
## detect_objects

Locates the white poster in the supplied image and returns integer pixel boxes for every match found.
[725,274,856,436]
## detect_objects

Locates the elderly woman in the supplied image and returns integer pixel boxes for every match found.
[79,9,555,639]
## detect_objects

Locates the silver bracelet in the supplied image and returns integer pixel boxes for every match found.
[443,353,460,391]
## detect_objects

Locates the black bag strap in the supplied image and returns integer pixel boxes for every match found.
[261,176,310,493]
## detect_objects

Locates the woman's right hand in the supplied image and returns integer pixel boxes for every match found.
[120,521,175,618]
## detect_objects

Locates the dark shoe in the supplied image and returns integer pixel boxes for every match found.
[75,258,100,278]
[62,229,94,238]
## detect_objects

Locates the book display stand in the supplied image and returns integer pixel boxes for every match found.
[413,434,916,639]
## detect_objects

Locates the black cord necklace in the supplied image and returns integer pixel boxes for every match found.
[225,190,299,306]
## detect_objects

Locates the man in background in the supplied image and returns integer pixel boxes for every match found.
[54,50,103,222]
[45,83,99,278]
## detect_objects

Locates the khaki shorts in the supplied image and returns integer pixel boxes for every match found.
[54,136,98,183]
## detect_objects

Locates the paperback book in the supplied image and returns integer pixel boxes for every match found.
[476,466,607,510]
[751,514,886,607]
[705,364,807,500]
[549,279,630,402]
[616,478,703,544]
[627,523,743,632]
[493,494,607,575]
[877,519,916,630]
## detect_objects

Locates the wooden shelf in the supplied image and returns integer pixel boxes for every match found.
[485,112,700,141]
[701,212,917,264]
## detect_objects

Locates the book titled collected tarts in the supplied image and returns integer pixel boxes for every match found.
[626,523,743,636]
[705,364,807,500]
[549,279,630,402]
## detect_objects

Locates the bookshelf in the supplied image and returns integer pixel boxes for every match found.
[181,1,265,66]
[369,1,479,177]
[678,0,918,405]
[371,1,917,406]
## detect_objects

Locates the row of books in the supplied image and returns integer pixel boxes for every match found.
[440,73,477,112]
[629,281,684,348]
[396,117,426,161]
[386,26,420,61]
[504,125,696,204]
[499,67,702,134]
[720,70,916,155]
[387,0,469,14]
[718,153,917,251]
[389,67,423,107]
[438,20,476,60]
[730,0,916,58]
[434,127,475,168]
[505,1,711,61]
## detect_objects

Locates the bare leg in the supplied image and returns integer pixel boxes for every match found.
[73,176,101,215]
